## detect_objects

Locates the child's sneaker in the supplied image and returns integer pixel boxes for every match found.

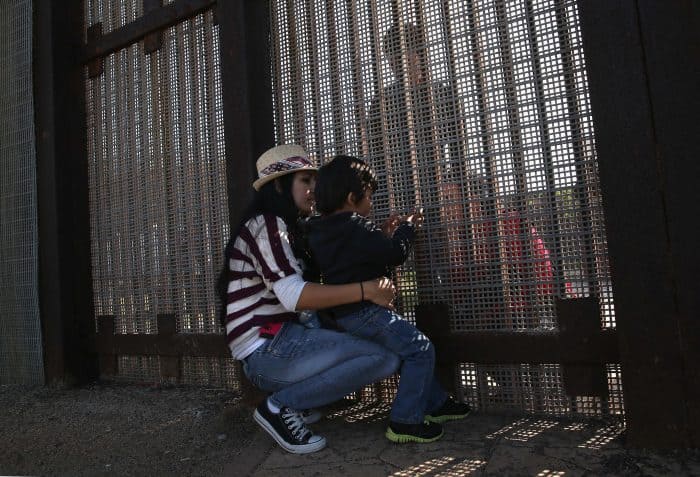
[253,401,327,454]
[300,408,323,424]
[425,398,471,423]
[385,420,443,443]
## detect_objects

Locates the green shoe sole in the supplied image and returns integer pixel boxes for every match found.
[425,411,471,424]
[385,427,444,443]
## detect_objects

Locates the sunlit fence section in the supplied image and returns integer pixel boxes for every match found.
[84,3,237,386]
[270,0,617,417]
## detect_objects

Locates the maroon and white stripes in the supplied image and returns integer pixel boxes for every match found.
[225,214,303,359]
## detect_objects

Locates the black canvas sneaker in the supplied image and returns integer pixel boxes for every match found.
[425,398,472,423]
[385,420,443,443]
[300,408,323,424]
[253,401,327,454]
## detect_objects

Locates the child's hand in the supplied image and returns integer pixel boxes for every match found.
[406,208,424,228]
[381,213,401,237]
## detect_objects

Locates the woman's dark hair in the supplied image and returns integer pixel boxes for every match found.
[314,155,378,215]
[216,173,302,326]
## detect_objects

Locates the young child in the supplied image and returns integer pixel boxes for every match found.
[308,155,471,443]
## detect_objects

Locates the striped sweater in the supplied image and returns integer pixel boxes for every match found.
[225,214,302,359]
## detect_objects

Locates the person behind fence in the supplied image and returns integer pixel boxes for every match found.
[366,22,491,310]
[219,145,400,454]
[307,155,471,444]
[366,21,467,223]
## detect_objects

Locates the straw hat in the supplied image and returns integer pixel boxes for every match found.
[252,144,318,191]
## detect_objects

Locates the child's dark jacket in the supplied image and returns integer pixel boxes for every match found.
[307,211,415,317]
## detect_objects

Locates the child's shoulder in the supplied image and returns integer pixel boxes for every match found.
[348,211,374,224]
[349,213,382,234]
[309,212,378,236]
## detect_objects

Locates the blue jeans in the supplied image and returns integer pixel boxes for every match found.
[242,322,400,411]
[336,304,448,424]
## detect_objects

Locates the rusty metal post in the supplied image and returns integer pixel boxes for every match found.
[416,303,457,394]
[217,0,274,406]
[578,0,699,448]
[157,314,180,379]
[96,316,118,378]
[35,0,98,385]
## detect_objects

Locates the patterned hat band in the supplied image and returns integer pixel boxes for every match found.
[253,145,317,190]
[258,156,314,177]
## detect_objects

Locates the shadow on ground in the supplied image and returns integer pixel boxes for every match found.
[235,400,699,476]
[1,384,698,476]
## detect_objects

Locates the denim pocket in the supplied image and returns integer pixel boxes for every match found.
[243,341,293,392]
[263,322,304,359]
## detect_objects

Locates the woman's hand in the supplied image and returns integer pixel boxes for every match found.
[362,277,396,309]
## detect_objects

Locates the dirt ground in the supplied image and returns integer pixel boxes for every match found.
[0,383,254,477]
[2,383,699,476]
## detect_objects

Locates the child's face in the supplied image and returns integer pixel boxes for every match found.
[355,187,373,217]
[292,171,317,216]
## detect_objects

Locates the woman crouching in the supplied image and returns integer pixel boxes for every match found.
[220,145,399,454]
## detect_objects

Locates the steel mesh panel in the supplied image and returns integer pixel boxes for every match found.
[0,0,44,385]
[105,356,241,389]
[271,0,620,416]
[606,363,624,416]
[115,355,171,384]
[85,0,179,34]
[180,356,241,390]
[458,362,623,417]
[85,0,143,36]
[85,9,233,385]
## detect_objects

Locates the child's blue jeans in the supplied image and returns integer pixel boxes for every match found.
[336,304,449,424]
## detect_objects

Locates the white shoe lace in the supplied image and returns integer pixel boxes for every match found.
[281,408,310,441]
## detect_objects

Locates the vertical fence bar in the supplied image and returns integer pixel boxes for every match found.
[633,0,700,448]
[285,0,305,144]
[143,0,163,54]
[554,3,597,298]
[577,0,695,448]
[325,0,347,153]
[35,0,98,384]
[217,0,274,404]
[464,0,507,326]
[97,316,118,377]
[157,314,179,379]
[523,0,565,298]
[218,0,273,224]
[305,0,325,157]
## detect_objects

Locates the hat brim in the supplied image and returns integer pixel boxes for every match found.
[252,165,318,191]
